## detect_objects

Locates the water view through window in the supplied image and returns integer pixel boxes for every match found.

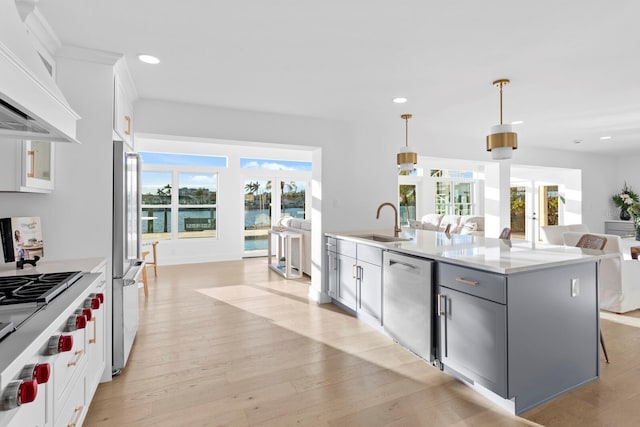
[242,158,310,254]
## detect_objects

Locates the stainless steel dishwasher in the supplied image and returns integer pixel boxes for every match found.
[383,251,434,362]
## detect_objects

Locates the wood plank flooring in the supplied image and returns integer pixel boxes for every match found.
[85,259,640,426]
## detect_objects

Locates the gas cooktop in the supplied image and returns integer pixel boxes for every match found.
[0,271,83,307]
[0,271,83,341]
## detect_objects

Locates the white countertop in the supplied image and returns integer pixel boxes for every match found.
[0,257,106,277]
[327,228,602,274]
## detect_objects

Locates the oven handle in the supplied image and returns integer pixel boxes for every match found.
[123,279,137,287]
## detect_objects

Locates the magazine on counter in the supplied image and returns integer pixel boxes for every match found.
[0,217,44,263]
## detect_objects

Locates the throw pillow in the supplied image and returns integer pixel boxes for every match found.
[459,222,478,235]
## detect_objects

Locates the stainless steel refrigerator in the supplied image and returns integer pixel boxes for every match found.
[112,140,144,374]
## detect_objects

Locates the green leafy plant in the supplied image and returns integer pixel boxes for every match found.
[612,182,639,208]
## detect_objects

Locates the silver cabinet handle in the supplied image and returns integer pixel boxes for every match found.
[437,293,443,317]
[352,264,357,279]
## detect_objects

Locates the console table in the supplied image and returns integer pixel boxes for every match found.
[268,228,303,279]
[604,220,635,237]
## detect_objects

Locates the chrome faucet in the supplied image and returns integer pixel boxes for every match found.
[376,202,401,237]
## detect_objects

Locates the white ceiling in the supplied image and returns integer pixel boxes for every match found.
[37,0,640,155]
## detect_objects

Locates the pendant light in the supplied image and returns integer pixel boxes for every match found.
[397,114,417,171]
[486,79,518,160]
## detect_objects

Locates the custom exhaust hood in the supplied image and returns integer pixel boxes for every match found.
[0,0,80,143]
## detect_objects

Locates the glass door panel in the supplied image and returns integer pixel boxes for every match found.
[244,180,272,255]
[453,182,472,215]
[399,184,416,226]
[280,180,306,219]
[510,186,526,239]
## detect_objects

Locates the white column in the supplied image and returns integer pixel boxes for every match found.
[484,161,511,238]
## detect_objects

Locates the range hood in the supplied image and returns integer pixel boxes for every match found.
[0,0,80,143]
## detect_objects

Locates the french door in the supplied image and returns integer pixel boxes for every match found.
[510,182,561,241]
[243,178,308,256]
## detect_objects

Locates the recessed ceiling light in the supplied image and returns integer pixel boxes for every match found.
[138,54,160,64]
[393,97,407,104]
[574,139,582,144]
[600,136,612,140]
[511,120,524,125]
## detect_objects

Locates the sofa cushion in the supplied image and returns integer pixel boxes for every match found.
[541,224,589,245]
[459,222,478,235]
[422,223,440,231]
[440,215,461,232]
[459,215,485,232]
[420,214,443,227]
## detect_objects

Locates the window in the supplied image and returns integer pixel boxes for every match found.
[178,173,217,239]
[399,184,416,226]
[431,169,476,215]
[141,171,172,240]
[140,152,224,241]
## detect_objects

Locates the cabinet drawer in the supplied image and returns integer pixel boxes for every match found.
[337,239,357,258]
[326,237,337,252]
[438,263,506,304]
[357,244,382,266]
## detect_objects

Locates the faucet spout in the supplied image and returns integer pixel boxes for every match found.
[376,202,401,237]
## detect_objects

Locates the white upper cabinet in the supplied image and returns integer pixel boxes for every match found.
[113,66,135,147]
[0,139,55,193]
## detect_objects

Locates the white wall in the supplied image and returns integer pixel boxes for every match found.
[0,59,114,261]
[134,99,355,302]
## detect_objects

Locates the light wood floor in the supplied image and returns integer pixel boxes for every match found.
[85,259,640,426]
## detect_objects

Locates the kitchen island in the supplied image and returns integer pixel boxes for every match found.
[325,228,602,415]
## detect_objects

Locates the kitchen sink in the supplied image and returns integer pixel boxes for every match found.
[351,234,411,243]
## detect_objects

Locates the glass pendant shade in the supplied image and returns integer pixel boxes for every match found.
[397,114,417,171]
[486,79,518,160]
[487,123,518,160]
[397,146,417,171]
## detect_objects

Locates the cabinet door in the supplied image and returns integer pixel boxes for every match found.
[438,286,507,397]
[337,253,357,310]
[23,140,54,191]
[326,250,338,298]
[358,260,381,321]
[114,74,133,145]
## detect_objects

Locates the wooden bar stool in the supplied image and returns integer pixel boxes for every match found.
[139,241,159,297]
[144,241,159,277]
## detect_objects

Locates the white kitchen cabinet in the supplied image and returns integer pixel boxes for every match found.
[113,72,133,146]
[0,139,55,192]
[331,238,383,325]
[325,237,338,298]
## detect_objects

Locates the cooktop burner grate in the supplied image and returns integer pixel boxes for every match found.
[0,271,83,306]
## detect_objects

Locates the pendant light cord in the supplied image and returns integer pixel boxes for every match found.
[499,82,504,125]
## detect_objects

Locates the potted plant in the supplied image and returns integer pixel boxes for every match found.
[628,201,640,241]
[278,256,286,267]
[612,182,639,220]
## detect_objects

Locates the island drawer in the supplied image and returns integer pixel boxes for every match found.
[326,237,337,252]
[438,263,506,304]
[357,244,382,266]
[336,239,357,258]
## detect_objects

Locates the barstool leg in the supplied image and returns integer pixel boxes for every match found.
[600,330,610,364]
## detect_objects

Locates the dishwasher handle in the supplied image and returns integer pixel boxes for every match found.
[388,259,419,270]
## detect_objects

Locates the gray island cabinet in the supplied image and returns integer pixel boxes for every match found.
[325,229,601,415]
[326,236,383,325]
[437,261,598,414]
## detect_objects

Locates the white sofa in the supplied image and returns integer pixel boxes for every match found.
[409,214,484,236]
[279,217,311,276]
[540,224,590,245]
[563,231,640,313]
